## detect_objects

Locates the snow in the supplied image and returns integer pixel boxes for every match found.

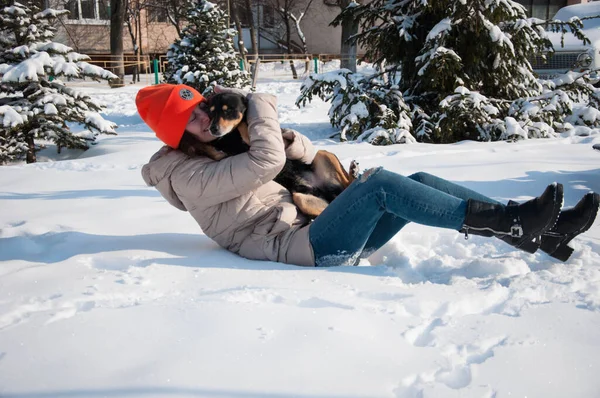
[1,52,51,82]
[0,104,26,127]
[426,17,452,40]
[35,8,69,19]
[1,77,600,397]
[0,50,116,83]
[85,112,117,134]
[34,42,74,55]
[504,116,528,139]
[77,62,118,80]
[43,102,57,115]
[3,5,27,16]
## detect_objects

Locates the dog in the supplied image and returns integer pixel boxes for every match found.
[180,92,359,218]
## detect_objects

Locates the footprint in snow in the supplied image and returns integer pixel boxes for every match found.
[395,336,507,396]
[403,318,446,347]
[434,336,507,389]
[298,297,354,310]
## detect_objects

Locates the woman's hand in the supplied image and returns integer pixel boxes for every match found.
[282,129,295,149]
[281,128,316,164]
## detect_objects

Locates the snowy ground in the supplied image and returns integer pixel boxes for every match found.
[1,74,600,398]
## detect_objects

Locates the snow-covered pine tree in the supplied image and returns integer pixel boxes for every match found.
[163,0,250,95]
[303,0,599,143]
[296,69,414,144]
[0,1,117,164]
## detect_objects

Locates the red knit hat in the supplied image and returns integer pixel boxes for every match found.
[136,84,206,148]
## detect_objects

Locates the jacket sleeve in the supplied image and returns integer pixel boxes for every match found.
[172,93,286,208]
[282,128,316,164]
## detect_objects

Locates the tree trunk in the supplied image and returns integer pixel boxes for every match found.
[166,0,184,38]
[243,0,259,77]
[289,0,314,75]
[26,134,36,164]
[125,2,138,83]
[244,0,258,55]
[284,17,297,79]
[137,7,144,78]
[110,0,126,87]
[231,0,248,71]
[339,0,358,72]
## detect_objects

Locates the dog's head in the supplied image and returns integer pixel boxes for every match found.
[207,92,247,138]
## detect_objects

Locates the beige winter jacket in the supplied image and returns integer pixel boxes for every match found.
[141,93,317,266]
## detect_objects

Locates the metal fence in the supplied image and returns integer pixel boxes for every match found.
[63,53,364,87]
[59,54,154,86]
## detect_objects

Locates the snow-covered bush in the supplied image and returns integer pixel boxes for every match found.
[163,0,250,95]
[299,0,600,144]
[296,69,413,144]
[0,1,117,164]
[435,86,504,142]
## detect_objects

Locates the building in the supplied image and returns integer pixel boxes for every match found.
[47,0,594,60]
[513,0,591,20]
[47,0,341,59]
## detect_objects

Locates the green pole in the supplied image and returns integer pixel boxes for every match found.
[239,59,244,71]
[313,57,318,74]
[153,59,159,84]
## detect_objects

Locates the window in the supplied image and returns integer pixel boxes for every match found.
[97,0,110,20]
[261,4,275,28]
[226,0,276,28]
[513,0,568,20]
[65,0,79,19]
[80,0,94,19]
[62,0,110,20]
[236,7,252,28]
[147,7,168,23]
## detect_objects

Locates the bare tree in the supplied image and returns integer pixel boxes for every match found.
[285,0,314,74]
[125,0,146,83]
[271,0,298,78]
[163,0,189,37]
[243,0,259,58]
[264,0,315,77]
[325,0,358,72]
[110,0,126,86]
[145,0,194,38]
[230,0,249,71]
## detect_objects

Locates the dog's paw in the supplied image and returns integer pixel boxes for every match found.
[212,150,228,161]
[349,160,360,179]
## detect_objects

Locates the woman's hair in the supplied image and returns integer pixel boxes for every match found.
[178,131,202,157]
[178,101,212,157]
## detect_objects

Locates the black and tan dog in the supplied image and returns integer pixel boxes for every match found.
[179,92,358,218]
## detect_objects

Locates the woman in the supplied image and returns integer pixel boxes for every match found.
[138,84,599,266]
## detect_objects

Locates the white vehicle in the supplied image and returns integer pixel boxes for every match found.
[531,2,600,83]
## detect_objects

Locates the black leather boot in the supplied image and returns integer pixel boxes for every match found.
[514,191,599,261]
[461,183,564,251]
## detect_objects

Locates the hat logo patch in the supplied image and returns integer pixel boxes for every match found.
[179,88,194,100]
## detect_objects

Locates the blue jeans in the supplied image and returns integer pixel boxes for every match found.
[308,168,500,266]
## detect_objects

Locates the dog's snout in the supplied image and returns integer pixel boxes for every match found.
[209,122,222,137]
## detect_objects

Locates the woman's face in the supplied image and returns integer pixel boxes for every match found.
[186,102,215,143]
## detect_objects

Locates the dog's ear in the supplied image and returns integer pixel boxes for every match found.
[239,94,248,115]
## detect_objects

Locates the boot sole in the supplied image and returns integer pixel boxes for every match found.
[542,192,600,261]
